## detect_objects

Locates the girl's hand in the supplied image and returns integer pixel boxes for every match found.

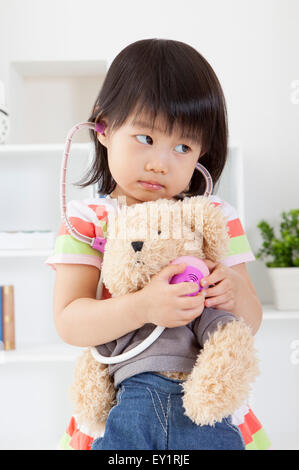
[200,259,244,314]
[139,263,205,328]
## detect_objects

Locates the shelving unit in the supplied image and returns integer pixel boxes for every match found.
[262,305,299,320]
[0,343,84,364]
[0,142,97,345]
[0,59,110,450]
[0,143,100,450]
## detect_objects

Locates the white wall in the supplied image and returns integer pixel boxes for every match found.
[1,0,299,449]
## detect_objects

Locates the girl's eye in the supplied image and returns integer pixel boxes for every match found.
[136,134,153,145]
[136,135,191,154]
[175,144,191,154]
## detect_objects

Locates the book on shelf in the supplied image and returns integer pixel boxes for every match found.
[0,285,15,350]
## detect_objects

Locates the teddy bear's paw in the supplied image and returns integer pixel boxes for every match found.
[181,319,260,426]
[68,349,116,435]
[181,375,228,426]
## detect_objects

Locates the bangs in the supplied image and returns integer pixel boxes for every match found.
[128,104,204,147]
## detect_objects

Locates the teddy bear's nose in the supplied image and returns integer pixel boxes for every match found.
[131,241,144,252]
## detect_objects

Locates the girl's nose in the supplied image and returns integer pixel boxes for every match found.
[145,159,167,174]
[131,241,144,252]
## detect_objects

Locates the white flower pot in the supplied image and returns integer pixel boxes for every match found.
[267,267,299,310]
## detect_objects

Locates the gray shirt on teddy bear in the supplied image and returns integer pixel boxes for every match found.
[95,307,236,388]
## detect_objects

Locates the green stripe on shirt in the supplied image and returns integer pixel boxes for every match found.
[245,428,272,450]
[227,234,252,257]
[53,234,103,257]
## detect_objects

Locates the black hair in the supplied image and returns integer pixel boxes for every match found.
[74,38,228,199]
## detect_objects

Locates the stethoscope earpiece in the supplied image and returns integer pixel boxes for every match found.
[95,121,106,135]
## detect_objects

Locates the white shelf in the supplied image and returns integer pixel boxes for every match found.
[11,59,106,77]
[0,142,90,156]
[262,304,299,320]
[0,343,85,364]
[0,250,52,257]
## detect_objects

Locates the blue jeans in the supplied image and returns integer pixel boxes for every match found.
[91,372,245,450]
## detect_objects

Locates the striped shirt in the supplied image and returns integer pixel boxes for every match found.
[45,194,255,273]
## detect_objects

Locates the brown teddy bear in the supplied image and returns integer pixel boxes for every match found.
[68,195,259,436]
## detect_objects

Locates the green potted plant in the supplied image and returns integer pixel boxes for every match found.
[256,209,299,310]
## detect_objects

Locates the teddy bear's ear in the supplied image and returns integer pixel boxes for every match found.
[186,196,230,262]
[201,199,230,262]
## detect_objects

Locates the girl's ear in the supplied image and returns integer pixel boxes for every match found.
[97,131,107,146]
[96,120,108,146]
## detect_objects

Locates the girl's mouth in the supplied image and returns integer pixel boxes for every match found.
[138,181,164,190]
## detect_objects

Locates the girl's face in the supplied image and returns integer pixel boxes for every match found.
[97,113,203,206]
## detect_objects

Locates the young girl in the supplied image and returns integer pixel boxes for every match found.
[46,38,271,450]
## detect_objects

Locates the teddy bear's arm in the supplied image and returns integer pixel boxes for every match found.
[192,307,237,347]
[182,310,259,426]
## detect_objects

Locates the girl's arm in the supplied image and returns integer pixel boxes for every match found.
[230,263,263,335]
[201,261,263,335]
[54,262,206,347]
[53,264,145,347]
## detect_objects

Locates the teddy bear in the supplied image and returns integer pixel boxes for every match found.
[68,195,259,436]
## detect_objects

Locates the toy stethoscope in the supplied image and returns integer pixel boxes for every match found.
[61,122,214,364]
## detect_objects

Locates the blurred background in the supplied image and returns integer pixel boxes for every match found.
[0,0,298,450]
